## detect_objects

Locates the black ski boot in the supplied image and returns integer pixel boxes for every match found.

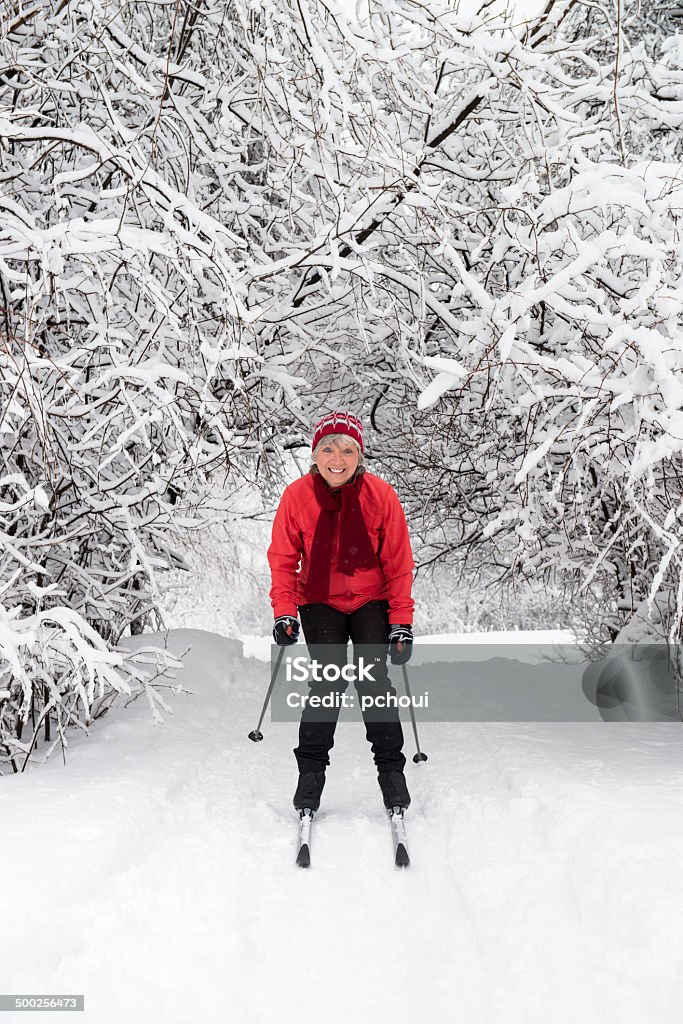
[378,769,411,810]
[293,771,326,812]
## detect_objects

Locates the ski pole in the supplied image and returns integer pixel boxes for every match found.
[248,645,286,742]
[401,663,428,763]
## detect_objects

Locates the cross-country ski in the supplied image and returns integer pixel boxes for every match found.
[388,807,410,868]
[296,810,313,868]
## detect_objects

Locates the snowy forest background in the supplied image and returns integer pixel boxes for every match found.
[2,0,683,770]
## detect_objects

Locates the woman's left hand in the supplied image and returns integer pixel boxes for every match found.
[389,624,413,665]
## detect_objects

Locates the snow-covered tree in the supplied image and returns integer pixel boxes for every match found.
[3,0,683,769]
[391,0,683,644]
[0,0,264,767]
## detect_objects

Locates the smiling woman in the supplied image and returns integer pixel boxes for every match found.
[267,410,416,818]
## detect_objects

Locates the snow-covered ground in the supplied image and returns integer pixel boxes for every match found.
[4,627,683,1024]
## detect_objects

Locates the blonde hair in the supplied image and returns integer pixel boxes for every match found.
[310,433,365,475]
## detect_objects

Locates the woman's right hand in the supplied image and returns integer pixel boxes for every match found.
[273,616,300,645]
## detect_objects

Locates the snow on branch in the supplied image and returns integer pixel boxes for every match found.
[3,0,683,747]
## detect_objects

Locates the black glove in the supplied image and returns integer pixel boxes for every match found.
[389,624,413,665]
[273,616,300,646]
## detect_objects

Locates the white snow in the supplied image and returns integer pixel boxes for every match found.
[4,627,683,1023]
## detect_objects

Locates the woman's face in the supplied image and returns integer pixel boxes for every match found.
[314,437,360,487]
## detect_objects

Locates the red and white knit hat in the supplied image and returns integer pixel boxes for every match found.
[311,410,364,452]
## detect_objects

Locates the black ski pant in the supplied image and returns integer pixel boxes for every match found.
[293,599,406,774]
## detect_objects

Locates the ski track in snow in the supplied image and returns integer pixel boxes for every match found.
[4,628,683,1023]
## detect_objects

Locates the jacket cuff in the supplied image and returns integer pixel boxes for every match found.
[273,603,299,619]
[388,609,413,625]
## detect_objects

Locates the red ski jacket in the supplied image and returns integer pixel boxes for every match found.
[268,472,414,624]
